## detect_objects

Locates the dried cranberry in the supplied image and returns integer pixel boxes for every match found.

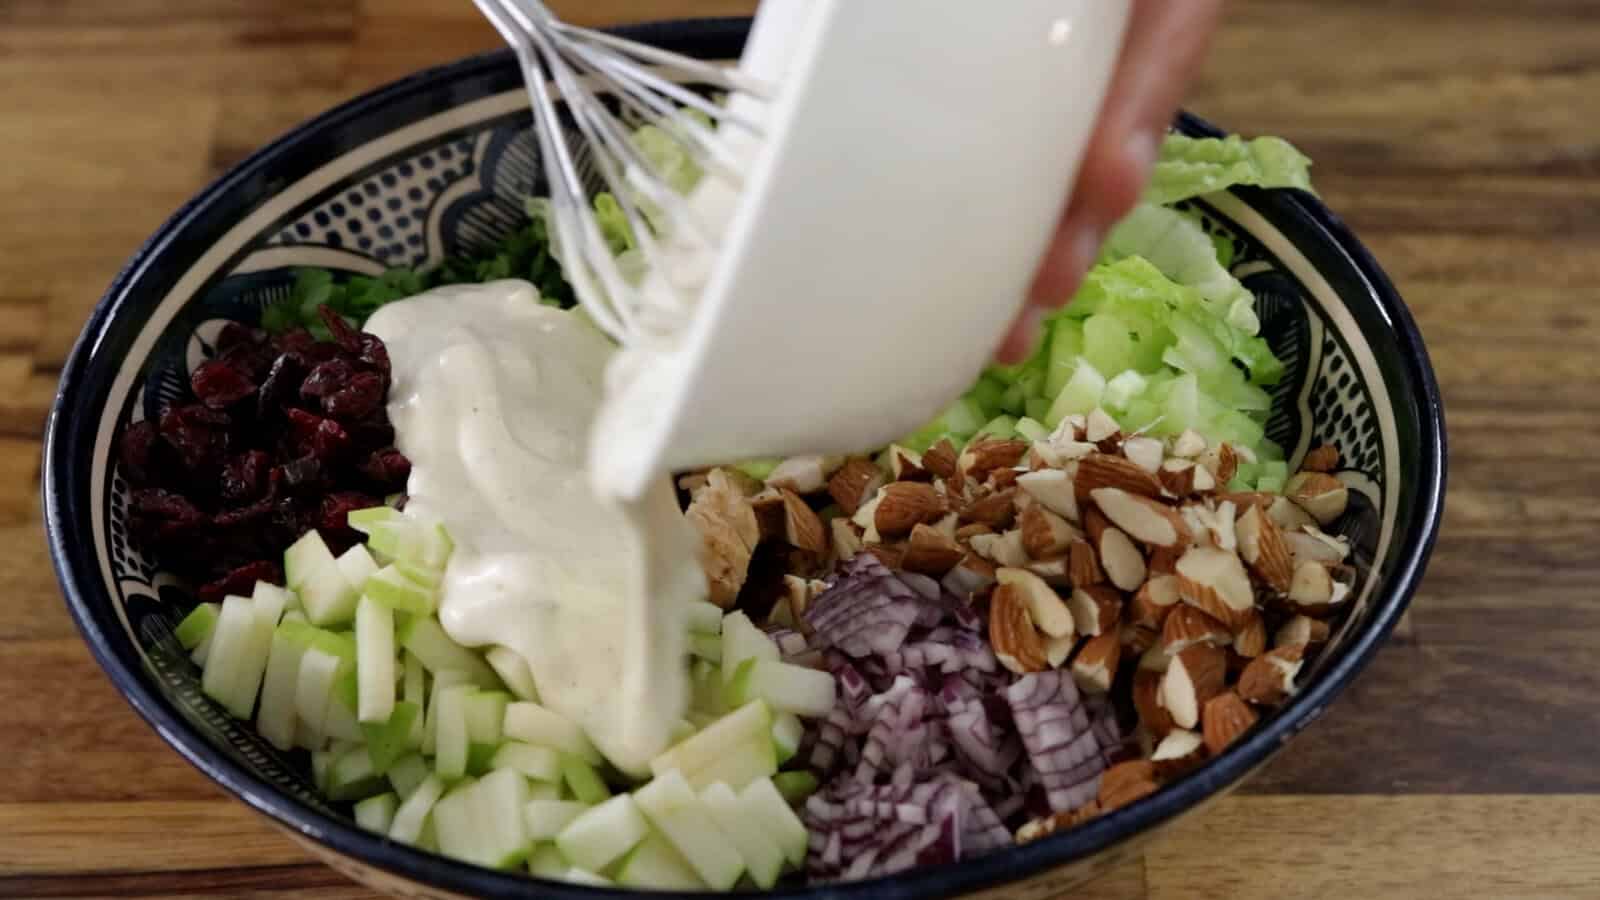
[219,450,272,504]
[215,322,263,352]
[323,372,385,420]
[197,559,283,604]
[319,490,379,542]
[191,359,256,409]
[131,488,206,525]
[279,456,323,489]
[358,448,411,490]
[347,411,395,452]
[119,421,160,485]
[356,334,390,374]
[257,352,308,419]
[217,339,278,383]
[272,327,317,355]
[319,305,363,354]
[159,404,230,471]
[213,497,274,529]
[300,358,355,399]
[312,418,352,461]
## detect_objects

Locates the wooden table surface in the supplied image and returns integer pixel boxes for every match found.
[3,1,1597,897]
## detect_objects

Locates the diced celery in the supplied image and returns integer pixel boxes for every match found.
[1046,360,1107,426]
[388,774,445,845]
[491,742,561,783]
[973,415,1018,441]
[525,800,590,842]
[1014,417,1049,442]
[363,566,436,617]
[1025,394,1053,423]
[527,843,570,879]
[354,792,398,833]
[1082,314,1139,377]
[398,616,499,688]
[354,596,396,724]
[650,701,772,778]
[387,753,430,800]
[737,778,808,868]
[968,374,1007,417]
[1104,370,1149,411]
[614,832,705,890]
[700,782,784,890]
[502,703,601,764]
[556,794,649,873]
[360,701,419,775]
[633,771,745,890]
[771,713,804,765]
[1044,318,1086,397]
[560,753,611,805]
[485,647,539,702]
[434,683,473,780]
[174,603,219,650]
[723,659,836,718]
[772,771,820,805]
[720,612,778,683]
[256,625,306,751]
[681,736,777,792]
[326,744,387,803]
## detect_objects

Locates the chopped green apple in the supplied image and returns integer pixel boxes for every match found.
[720,612,778,683]
[490,742,561,783]
[555,793,649,873]
[387,774,445,845]
[560,753,611,805]
[738,778,808,868]
[386,753,430,800]
[525,800,591,842]
[700,782,785,889]
[363,565,437,617]
[398,616,499,688]
[359,701,419,775]
[650,700,772,779]
[325,744,387,803]
[433,683,473,780]
[723,659,835,718]
[527,843,570,880]
[354,596,396,724]
[354,792,398,833]
[174,602,219,650]
[613,832,705,890]
[771,713,804,765]
[681,736,777,793]
[502,702,601,765]
[772,771,820,806]
[685,600,723,635]
[485,646,539,702]
[633,770,745,890]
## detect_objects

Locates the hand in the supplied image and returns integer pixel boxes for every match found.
[996,0,1224,363]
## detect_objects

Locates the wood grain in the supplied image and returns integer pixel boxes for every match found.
[3,0,1595,897]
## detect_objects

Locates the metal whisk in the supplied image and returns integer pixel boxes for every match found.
[473,0,777,342]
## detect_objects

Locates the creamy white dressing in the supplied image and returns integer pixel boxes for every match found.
[366,281,703,775]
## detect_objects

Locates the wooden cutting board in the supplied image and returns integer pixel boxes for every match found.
[3,1,1598,897]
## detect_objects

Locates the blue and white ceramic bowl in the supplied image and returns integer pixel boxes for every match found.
[43,18,1445,900]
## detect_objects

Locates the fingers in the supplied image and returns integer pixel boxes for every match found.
[1027,0,1225,309]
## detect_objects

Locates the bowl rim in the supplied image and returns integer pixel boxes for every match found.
[43,19,1446,900]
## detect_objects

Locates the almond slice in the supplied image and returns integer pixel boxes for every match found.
[1158,458,1211,497]
[1032,436,1098,469]
[1071,632,1121,694]
[921,439,959,480]
[1161,604,1232,653]
[1076,452,1164,500]
[767,456,835,494]
[1122,436,1165,474]
[1232,609,1267,658]
[1267,495,1317,531]
[1199,443,1239,486]
[1129,575,1181,629]
[1068,539,1105,586]
[780,489,827,553]
[1044,633,1076,669]
[1237,645,1304,705]
[1174,547,1256,628]
[1202,691,1259,755]
[961,487,1019,530]
[1301,444,1341,473]
[1026,555,1071,587]
[990,582,1048,674]
[942,553,997,597]
[997,568,1075,638]
[955,522,994,541]
[1171,429,1207,459]
[1285,472,1349,525]
[830,518,862,561]
[1098,760,1158,811]
[888,445,930,482]
[1275,615,1331,650]
[1218,491,1275,511]
[902,524,964,577]
[827,458,885,515]
[1133,670,1176,738]
[1085,408,1122,444]
[1288,560,1334,608]
[1209,500,1237,552]
[1098,526,1148,592]
[970,530,1029,568]
[874,482,945,538]
[1150,729,1206,778]
[1020,503,1081,559]
[1235,504,1294,593]
[1016,468,1079,522]
[1121,624,1158,656]
[1283,530,1347,568]
[685,477,761,608]
[959,438,1029,482]
[1091,487,1190,548]
[1159,644,1227,729]
[1147,546,1181,576]
[1066,584,1122,636]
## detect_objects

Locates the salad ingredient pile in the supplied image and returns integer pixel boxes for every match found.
[127,128,1335,890]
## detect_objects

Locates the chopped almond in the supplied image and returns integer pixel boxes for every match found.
[830,518,862,561]
[1237,645,1304,705]
[861,543,904,570]
[1092,487,1190,548]
[921,439,959,480]
[955,522,994,541]
[959,438,1029,483]
[1235,504,1294,593]
[1129,576,1180,629]
[1044,632,1076,669]
[970,529,1029,568]
[1068,539,1105,586]
[1071,632,1121,693]
[997,568,1075,638]
[1285,472,1349,525]
[1076,453,1164,500]
[1174,547,1256,628]
[1122,436,1165,474]
[750,490,787,542]
[1066,584,1121,637]
[767,456,835,494]
[874,482,945,538]
[1099,526,1148,592]
[1150,729,1206,778]
[1232,609,1268,658]
[1017,467,1079,522]
[684,477,761,608]
[990,582,1048,674]
[1202,692,1258,755]
[827,458,885,515]
[944,553,998,597]
[1301,444,1341,473]
[1159,644,1227,729]
[1275,615,1331,651]
[1021,503,1081,559]
[901,524,965,577]
[1147,546,1181,576]
[1098,760,1158,811]
[1161,604,1232,653]
[961,487,1019,530]
[780,489,827,553]
[1288,559,1335,613]
[1171,429,1207,459]
[1121,624,1159,657]
[1133,670,1176,738]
